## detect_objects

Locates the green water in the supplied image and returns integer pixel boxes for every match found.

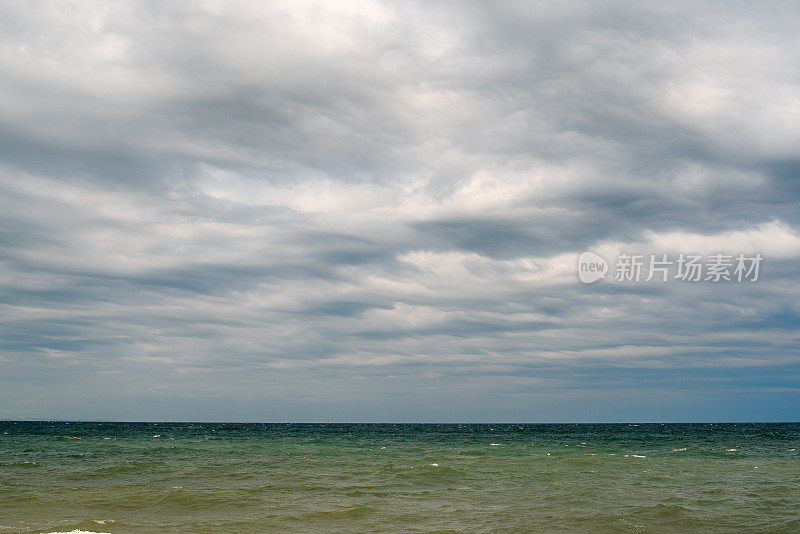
[1,422,799,533]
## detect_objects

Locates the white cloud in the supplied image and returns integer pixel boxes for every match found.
[1,1,799,420]
[645,221,800,258]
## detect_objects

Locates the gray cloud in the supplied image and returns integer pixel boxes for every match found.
[0,1,799,421]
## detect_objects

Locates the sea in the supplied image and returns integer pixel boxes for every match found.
[1,422,798,533]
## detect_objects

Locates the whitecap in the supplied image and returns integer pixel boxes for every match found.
[429,463,439,466]
[726,448,737,452]
[631,455,647,458]
[672,448,687,452]
[489,443,501,446]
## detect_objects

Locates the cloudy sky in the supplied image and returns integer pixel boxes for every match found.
[1,1,799,422]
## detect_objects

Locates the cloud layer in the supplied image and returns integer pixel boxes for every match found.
[1,1,799,421]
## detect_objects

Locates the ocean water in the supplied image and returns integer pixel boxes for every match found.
[1,422,799,533]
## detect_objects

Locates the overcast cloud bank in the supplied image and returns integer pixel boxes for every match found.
[1,1,799,421]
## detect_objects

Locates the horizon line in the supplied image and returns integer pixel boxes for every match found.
[2,419,799,424]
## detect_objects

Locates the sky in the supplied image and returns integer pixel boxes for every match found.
[0,1,799,422]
